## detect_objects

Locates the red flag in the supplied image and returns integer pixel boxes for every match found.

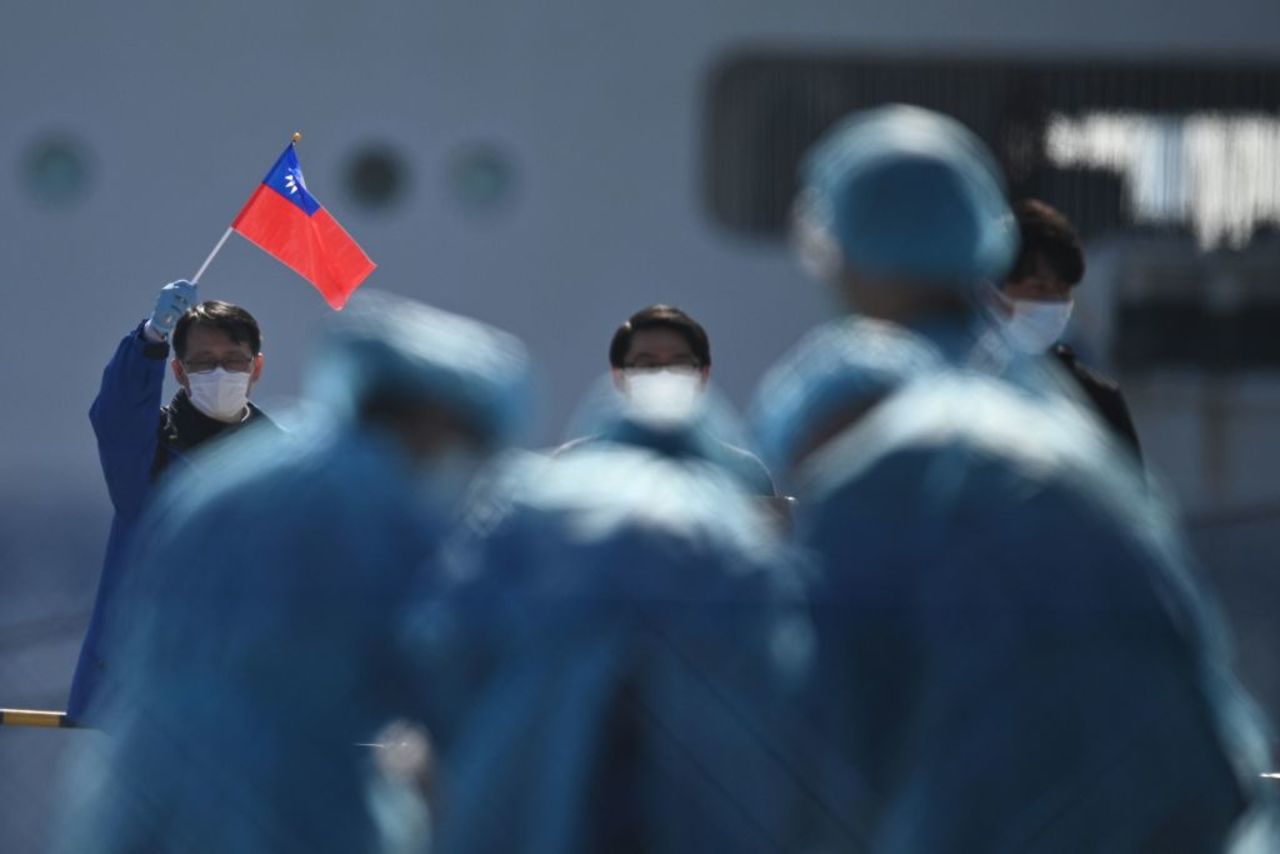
[231,142,375,309]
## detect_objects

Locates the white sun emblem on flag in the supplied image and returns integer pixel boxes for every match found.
[284,169,308,195]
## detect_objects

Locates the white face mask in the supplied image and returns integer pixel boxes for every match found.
[186,368,252,422]
[1001,299,1074,354]
[622,369,704,428]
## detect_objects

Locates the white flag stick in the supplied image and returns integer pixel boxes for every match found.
[191,227,234,284]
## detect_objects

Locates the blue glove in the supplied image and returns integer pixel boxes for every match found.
[146,280,199,339]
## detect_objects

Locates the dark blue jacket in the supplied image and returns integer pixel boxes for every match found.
[67,322,273,722]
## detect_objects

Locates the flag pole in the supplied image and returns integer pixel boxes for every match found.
[190,132,303,284]
[191,227,233,284]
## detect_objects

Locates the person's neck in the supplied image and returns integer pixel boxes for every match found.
[838,269,973,323]
[847,291,973,329]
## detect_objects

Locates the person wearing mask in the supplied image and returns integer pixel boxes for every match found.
[56,291,533,854]
[765,103,1276,851]
[992,198,1143,460]
[69,281,277,723]
[557,304,777,497]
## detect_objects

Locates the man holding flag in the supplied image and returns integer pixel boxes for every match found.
[68,283,279,723]
[69,134,375,723]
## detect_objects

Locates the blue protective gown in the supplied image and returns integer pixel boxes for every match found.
[399,434,844,853]
[792,370,1276,852]
[58,421,443,854]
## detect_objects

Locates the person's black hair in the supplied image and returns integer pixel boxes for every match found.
[1010,199,1085,286]
[172,301,263,359]
[608,305,711,369]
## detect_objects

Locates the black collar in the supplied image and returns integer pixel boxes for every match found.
[163,391,271,451]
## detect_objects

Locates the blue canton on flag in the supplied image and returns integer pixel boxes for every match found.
[262,144,321,216]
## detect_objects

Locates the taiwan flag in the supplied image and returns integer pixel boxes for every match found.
[232,142,375,309]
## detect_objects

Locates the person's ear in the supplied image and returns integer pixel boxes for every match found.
[249,353,265,387]
[611,368,629,394]
[697,366,711,388]
[171,358,190,392]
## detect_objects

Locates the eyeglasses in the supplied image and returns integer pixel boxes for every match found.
[182,355,255,374]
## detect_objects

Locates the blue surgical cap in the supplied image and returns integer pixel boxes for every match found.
[305,291,534,446]
[799,104,1017,286]
[751,317,943,471]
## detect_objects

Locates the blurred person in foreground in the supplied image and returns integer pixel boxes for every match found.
[762,103,1276,852]
[55,291,532,854]
[397,370,828,852]
[556,304,777,496]
[70,281,278,723]
[990,198,1143,461]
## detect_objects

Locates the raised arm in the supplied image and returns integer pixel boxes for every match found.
[89,281,197,517]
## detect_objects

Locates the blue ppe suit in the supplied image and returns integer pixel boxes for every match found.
[790,369,1276,852]
[400,425,841,853]
[777,102,1277,848]
[750,316,945,478]
[57,422,446,854]
[553,432,776,496]
[69,322,273,722]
